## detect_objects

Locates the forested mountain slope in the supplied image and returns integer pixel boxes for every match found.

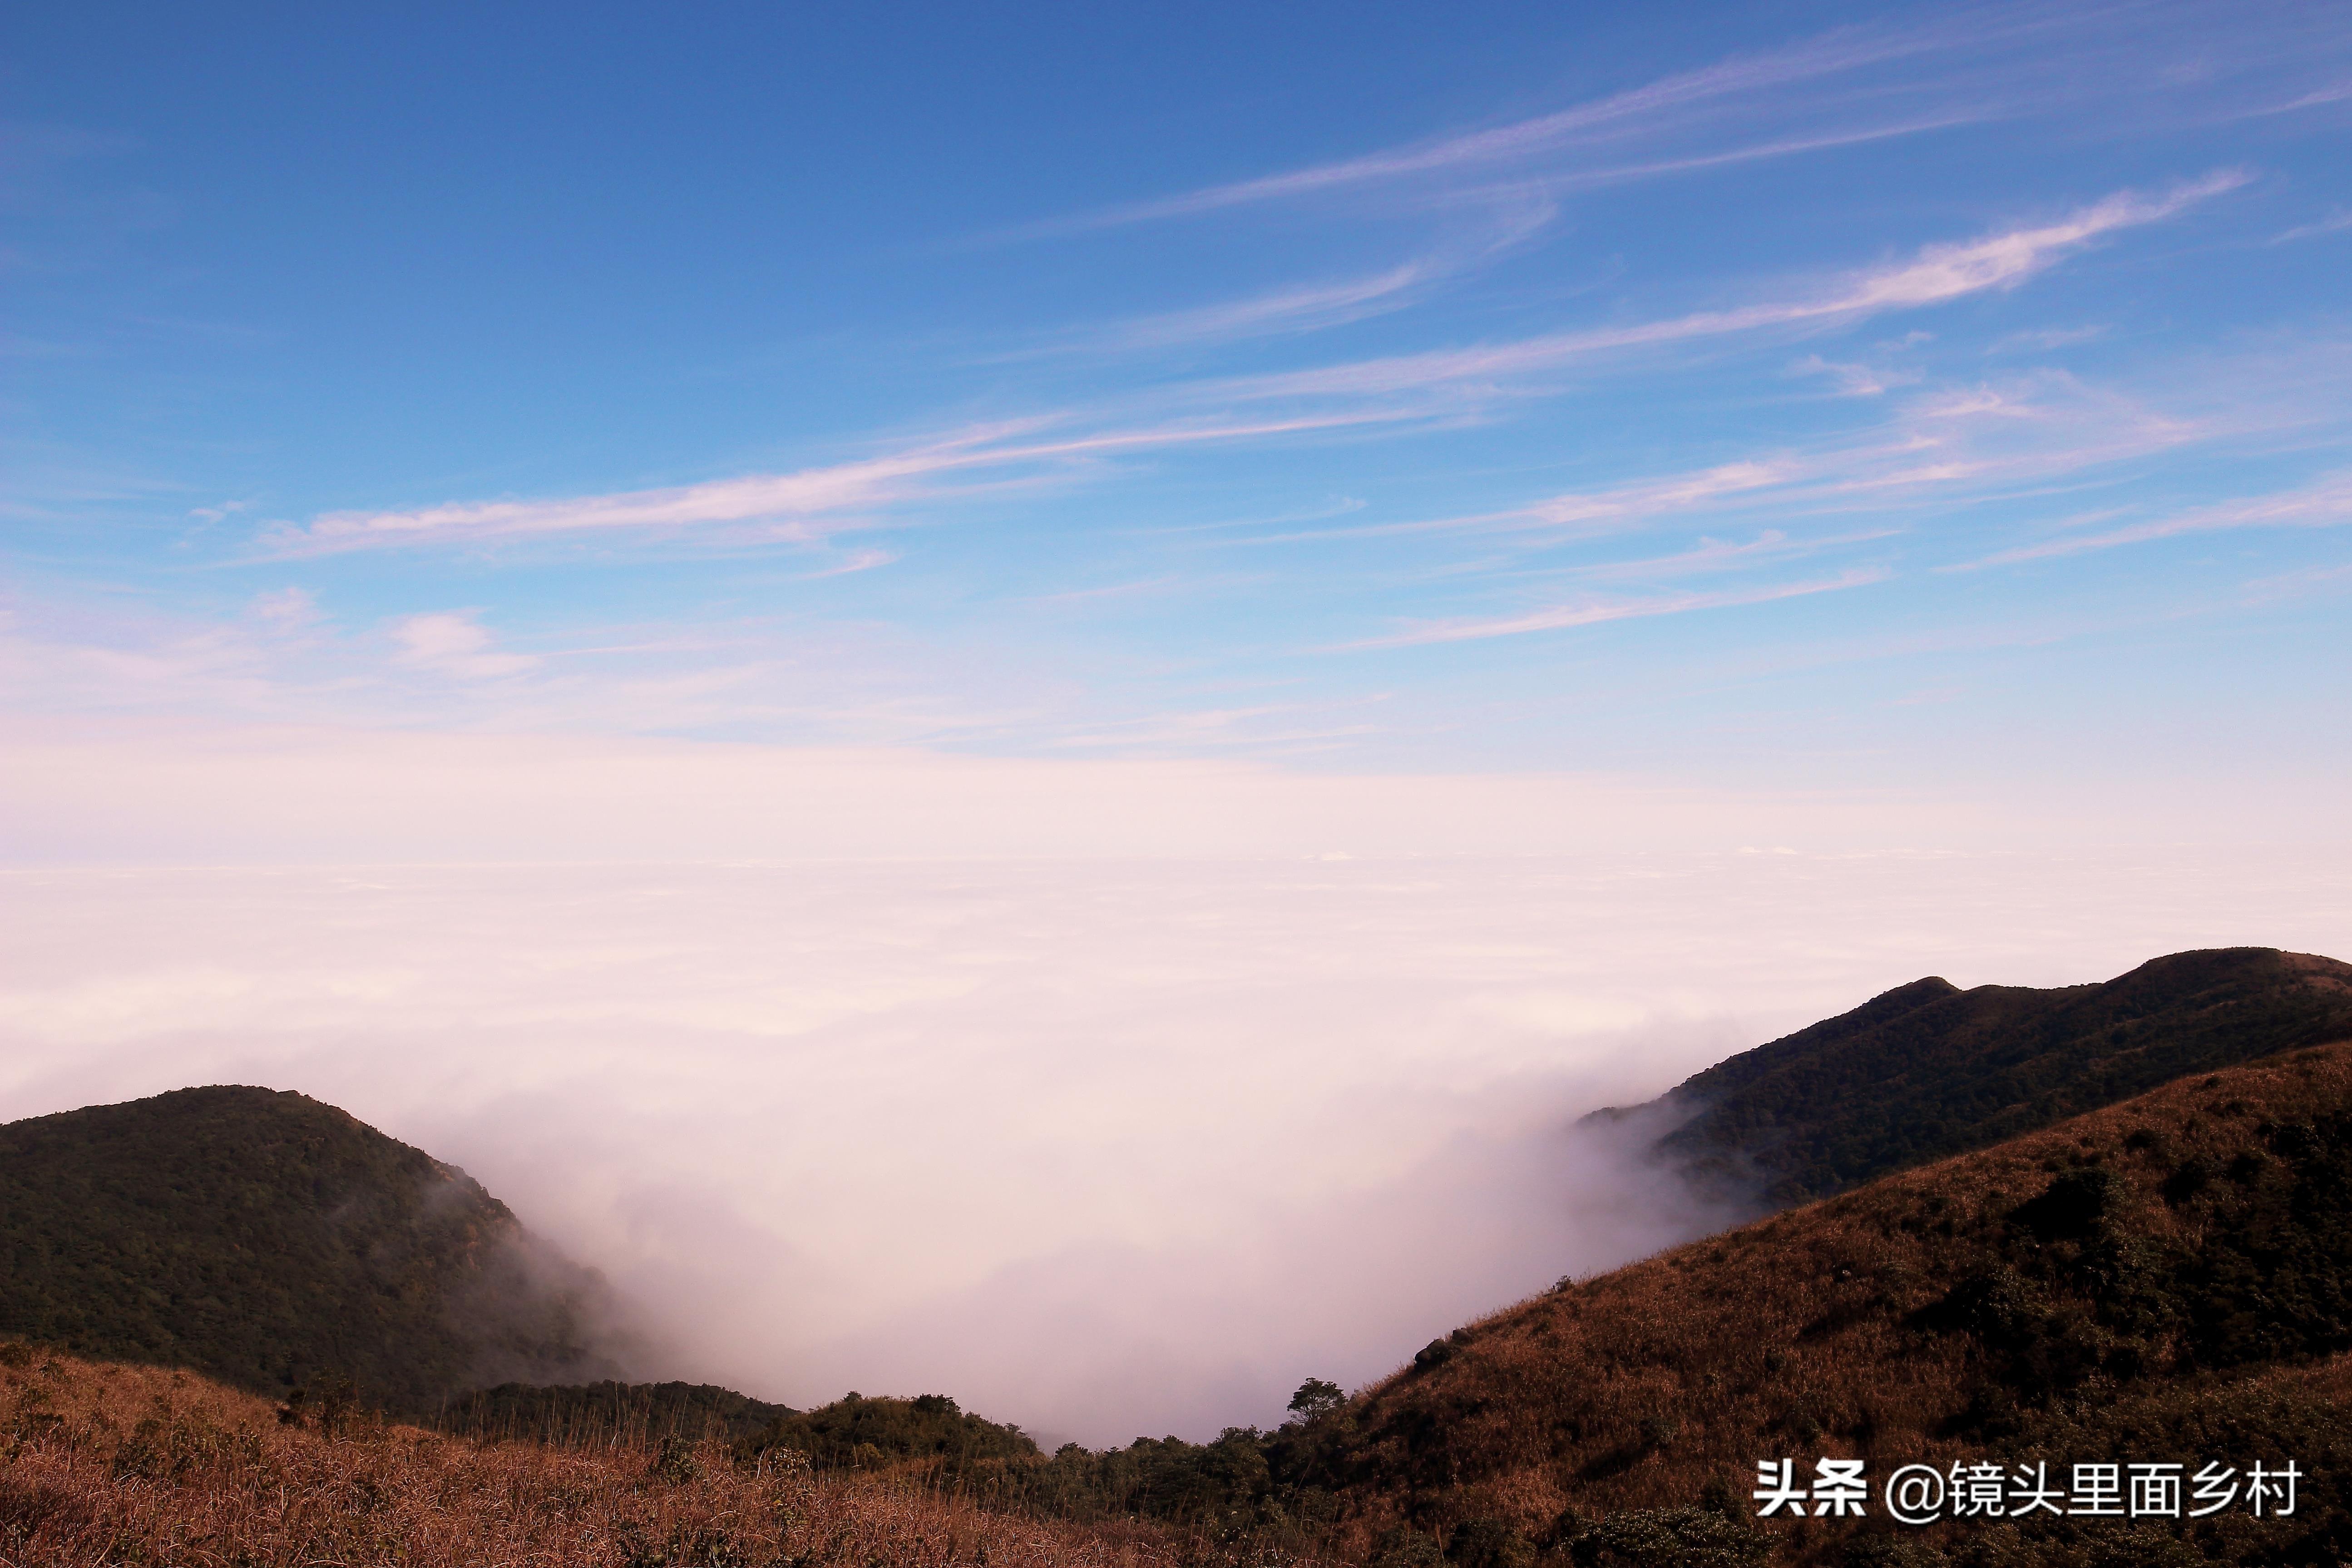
[0,1086,626,1414]
[1640,946,2352,1204]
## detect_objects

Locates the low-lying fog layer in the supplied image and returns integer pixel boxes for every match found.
[4,851,2348,1445]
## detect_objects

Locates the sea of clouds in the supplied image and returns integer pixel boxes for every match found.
[5,747,2347,1444]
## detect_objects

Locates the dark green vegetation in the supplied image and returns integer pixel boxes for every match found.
[738,1390,1036,1471]
[960,1414,1359,1539]
[731,1381,1367,1545]
[439,1378,795,1445]
[441,1379,1359,1543]
[1643,947,2352,1204]
[0,1085,622,1414]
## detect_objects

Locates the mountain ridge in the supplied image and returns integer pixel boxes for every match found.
[1637,946,2352,1204]
[0,1083,631,1413]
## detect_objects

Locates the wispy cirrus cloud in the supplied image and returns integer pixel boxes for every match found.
[1256,460,1808,545]
[2247,78,2352,117]
[1428,114,2006,215]
[1006,199,1560,358]
[1006,3,2332,245]
[1987,324,2107,353]
[1792,353,1919,397]
[1043,19,1978,231]
[2270,209,2352,245]
[251,178,2240,567]
[1212,174,2247,405]
[1074,225,1548,356]
[2238,559,2352,605]
[262,425,1041,557]
[1341,566,1888,648]
[1551,529,1902,584]
[1085,261,1438,351]
[1962,469,2352,568]
[1249,362,2225,554]
[796,549,899,580]
[254,411,1411,558]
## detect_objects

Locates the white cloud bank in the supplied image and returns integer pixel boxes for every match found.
[2,721,2349,1443]
[3,846,2347,1445]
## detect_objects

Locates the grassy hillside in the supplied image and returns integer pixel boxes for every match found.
[1313,1036,2352,1566]
[438,1378,796,1446]
[0,1086,623,1415]
[1647,947,2352,1203]
[0,1347,1221,1568]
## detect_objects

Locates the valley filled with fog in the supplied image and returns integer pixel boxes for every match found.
[6,844,2345,1445]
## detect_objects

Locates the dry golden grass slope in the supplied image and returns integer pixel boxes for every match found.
[1327,1039,2352,1566]
[0,1350,1288,1568]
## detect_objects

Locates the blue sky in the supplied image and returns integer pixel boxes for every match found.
[7,0,2352,813]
